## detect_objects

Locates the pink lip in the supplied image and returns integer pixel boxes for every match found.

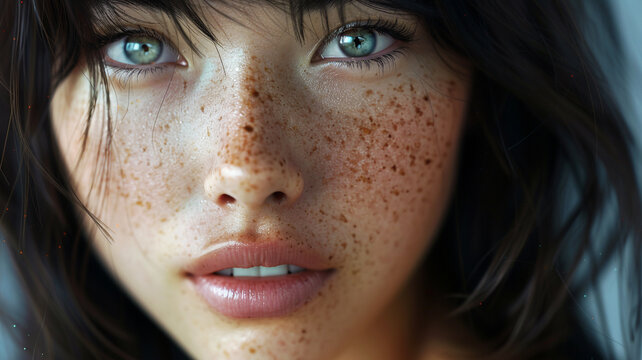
[184,241,334,275]
[184,241,335,318]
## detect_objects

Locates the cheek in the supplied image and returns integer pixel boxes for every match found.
[301,78,467,274]
[51,71,191,242]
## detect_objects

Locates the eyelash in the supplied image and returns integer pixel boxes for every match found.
[314,18,415,72]
[97,18,416,82]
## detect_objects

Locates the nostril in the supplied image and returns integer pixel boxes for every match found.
[217,194,236,206]
[269,191,286,204]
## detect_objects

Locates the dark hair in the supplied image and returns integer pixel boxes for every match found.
[1,0,640,359]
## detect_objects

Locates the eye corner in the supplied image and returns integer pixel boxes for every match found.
[176,55,189,68]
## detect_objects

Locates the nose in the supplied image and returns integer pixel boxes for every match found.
[202,58,304,210]
[204,160,304,209]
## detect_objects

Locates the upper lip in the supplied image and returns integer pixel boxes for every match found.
[184,240,334,276]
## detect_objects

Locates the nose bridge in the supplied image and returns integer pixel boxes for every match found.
[203,55,303,209]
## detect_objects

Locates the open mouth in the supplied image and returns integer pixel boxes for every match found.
[213,264,306,277]
[184,241,335,318]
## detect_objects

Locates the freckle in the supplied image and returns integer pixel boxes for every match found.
[135,200,143,206]
[200,105,204,113]
[410,84,415,92]
[359,126,372,135]
[365,89,373,96]
[341,242,347,249]
[415,107,423,116]
[249,348,256,354]
[146,202,151,210]
[423,95,429,102]
[243,125,254,132]
[183,80,187,91]
[160,218,167,222]
[251,89,259,97]
[391,165,397,172]
[207,129,211,137]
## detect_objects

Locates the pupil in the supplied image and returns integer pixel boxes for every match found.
[338,29,376,57]
[123,36,162,65]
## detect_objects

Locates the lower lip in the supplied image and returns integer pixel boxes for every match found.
[189,270,334,318]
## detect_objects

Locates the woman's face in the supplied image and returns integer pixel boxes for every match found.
[51,3,471,359]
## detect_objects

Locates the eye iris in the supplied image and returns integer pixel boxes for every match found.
[124,36,163,65]
[338,29,376,57]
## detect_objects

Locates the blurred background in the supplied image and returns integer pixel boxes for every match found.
[1,0,641,358]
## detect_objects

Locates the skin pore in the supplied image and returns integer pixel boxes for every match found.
[51,3,475,359]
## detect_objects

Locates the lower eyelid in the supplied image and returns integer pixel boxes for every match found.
[104,64,172,85]
[316,48,409,75]
[313,41,405,64]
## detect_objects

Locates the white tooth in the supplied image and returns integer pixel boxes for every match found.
[233,266,260,277]
[259,265,288,277]
[288,265,305,274]
[215,268,232,276]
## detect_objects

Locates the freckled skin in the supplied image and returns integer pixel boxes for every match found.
[51,5,472,360]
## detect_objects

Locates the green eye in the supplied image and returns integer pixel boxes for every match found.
[338,29,377,57]
[123,36,163,65]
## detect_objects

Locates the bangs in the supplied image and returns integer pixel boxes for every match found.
[79,0,429,55]
[38,0,441,84]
